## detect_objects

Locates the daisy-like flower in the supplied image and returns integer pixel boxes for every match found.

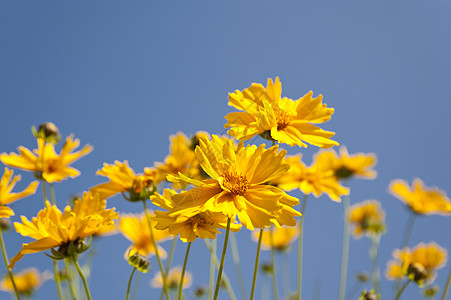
[348,200,386,238]
[272,155,349,202]
[386,242,447,285]
[151,266,192,290]
[0,268,50,297]
[151,189,241,242]
[119,211,172,258]
[389,179,451,215]
[224,77,338,148]
[0,168,39,219]
[0,135,93,183]
[252,225,298,252]
[90,160,157,201]
[168,135,301,230]
[9,192,118,268]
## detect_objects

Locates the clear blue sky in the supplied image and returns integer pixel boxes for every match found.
[1,1,451,299]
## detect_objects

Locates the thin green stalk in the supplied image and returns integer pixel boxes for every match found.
[72,256,92,300]
[126,268,137,300]
[250,228,263,300]
[370,235,381,293]
[53,260,64,300]
[160,236,177,300]
[296,194,308,300]
[281,253,291,297]
[230,232,247,299]
[441,266,451,300]
[64,259,77,300]
[142,200,170,300]
[395,280,410,300]
[270,227,279,300]
[0,230,21,300]
[401,213,416,249]
[208,239,216,300]
[213,218,232,300]
[178,242,192,300]
[49,183,56,205]
[338,194,351,300]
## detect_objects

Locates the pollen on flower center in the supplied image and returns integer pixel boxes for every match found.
[222,171,249,196]
[275,109,293,130]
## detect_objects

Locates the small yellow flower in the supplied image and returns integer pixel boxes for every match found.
[225,77,338,148]
[9,192,118,268]
[0,268,49,297]
[389,179,451,215]
[252,225,298,251]
[348,200,385,238]
[0,135,93,183]
[0,168,39,219]
[151,266,192,290]
[386,242,447,285]
[90,161,157,201]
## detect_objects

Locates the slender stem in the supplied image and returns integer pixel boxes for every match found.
[41,179,48,203]
[208,239,216,300]
[53,260,64,300]
[213,218,232,300]
[0,230,21,300]
[296,194,308,300]
[130,269,142,300]
[370,235,380,293]
[40,141,48,203]
[49,183,56,205]
[64,258,77,300]
[126,268,137,300]
[338,194,351,300]
[270,227,279,300]
[230,232,247,299]
[250,228,264,300]
[281,253,291,297]
[72,256,92,300]
[395,280,410,300]
[441,266,451,300]
[178,242,192,300]
[142,200,170,300]
[160,236,177,300]
[401,213,416,249]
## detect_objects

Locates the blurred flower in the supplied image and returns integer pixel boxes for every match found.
[90,161,157,201]
[0,135,92,183]
[151,266,192,290]
[168,135,301,230]
[386,242,447,285]
[348,200,386,238]
[9,192,118,268]
[224,77,338,148]
[0,168,38,219]
[389,179,451,215]
[0,268,50,297]
[252,225,298,251]
[31,122,61,144]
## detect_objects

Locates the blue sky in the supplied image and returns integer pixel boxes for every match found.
[1,1,451,299]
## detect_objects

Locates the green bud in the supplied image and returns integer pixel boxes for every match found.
[0,218,11,231]
[128,252,151,273]
[258,130,275,141]
[32,122,61,144]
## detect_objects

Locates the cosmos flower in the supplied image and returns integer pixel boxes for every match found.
[224,77,338,148]
[151,266,192,290]
[0,268,50,297]
[0,135,92,183]
[389,179,451,215]
[0,168,39,219]
[348,200,386,238]
[252,225,298,251]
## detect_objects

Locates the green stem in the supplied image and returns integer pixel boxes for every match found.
[208,239,216,300]
[160,236,177,300]
[49,183,56,205]
[270,227,279,300]
[250,228,263,300]
[230,232,247,299]
[64,258,77,300]
[296,194,308,300]
[395,280,410,300]
[338,194,351,300]
[213,218,232,300]
[401,213,416,249]
[53,260,64,300]
[370,235,380,293]
[441,266,451,300]
[281,253,291,297]
[0,230,21,300]
[178,242,191,300]
[142,200,170,300]
[126,268,137,300]
[41,179,48,204]
[72,256,92,300]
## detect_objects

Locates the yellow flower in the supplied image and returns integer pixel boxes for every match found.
[0,135,92,183]
[0,268,50,297]
[386,242,447,285]
[168,135,301,230]
[348,200,385,238]
[90,160,157,201]
[151,266,192,290]
[224,77,338,148]
[0,168,39,219]
[9,192,118,268]
[272,154,349,202]
[119,212,171,258]
[252,225,298,251]
[151,189,241,242]
[389,179,451,215]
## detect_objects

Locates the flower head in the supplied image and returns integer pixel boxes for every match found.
[252,225,298,251]
[348,200,386,238]
[389,179,451,215]
[151,266,192,290]
[225,77,338,148]
[0,168,39,219]
[0,135,92,183]
[0,268,50,297]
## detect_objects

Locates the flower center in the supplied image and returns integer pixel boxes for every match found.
[274,108,293,130]
[222,171,249,196]
[187,214,212,226]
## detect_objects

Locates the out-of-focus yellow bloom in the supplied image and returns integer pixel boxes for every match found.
[9,192,118,268]
[0,135,92,183]
[252,225,298,251]
[152,189,241,242]
[386,242,447,285]
[90,161,157,201]
[0,268,49,297]
[168,135,301,231]
[119,212,171,258]
[389,179,451,215]
[224,77,338,148]
[272,155,349,202]
[348,200,385,238]
[315,147,377,180]
[151,266,192,290]
[0,168,39,219]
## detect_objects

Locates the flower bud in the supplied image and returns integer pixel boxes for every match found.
[128,252,151,273]
[356,272,369,282]
[48,239,89,260]
[261,262,273,274]
[359,290,380,300]
[194,286,207,297]
[32,122,61,144]
[0,218,11,231]
[407,262,428,283]
[258,130,275,141]
[423,285,439,298]
[334,166,354,179]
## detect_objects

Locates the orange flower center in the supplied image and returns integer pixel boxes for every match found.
[187,214,212,226]
[274,108,293,130]
[222,171,249,196]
